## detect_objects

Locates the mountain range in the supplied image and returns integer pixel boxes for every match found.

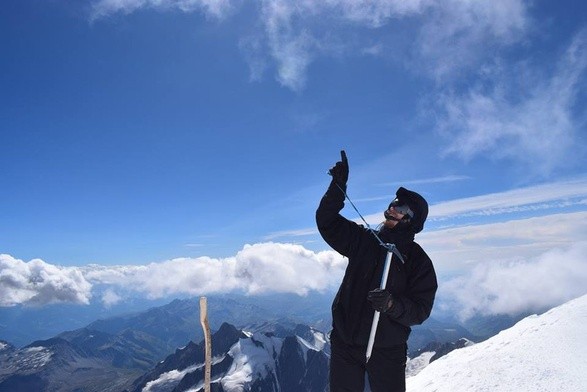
[0,292,518,350]
[1,292,560,391]
[0,293,332,348]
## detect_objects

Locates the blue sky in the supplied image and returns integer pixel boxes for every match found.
[1,0,586,318]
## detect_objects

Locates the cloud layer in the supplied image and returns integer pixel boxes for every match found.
[82,242,347,304]
[2,209,586,320]
[2,243,345,307]
[1,175,575,317]
[421,211,587,271]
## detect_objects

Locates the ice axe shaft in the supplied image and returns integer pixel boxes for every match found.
[366,244,394,362]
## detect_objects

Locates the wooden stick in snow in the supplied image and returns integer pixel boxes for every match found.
[199,296,211,392]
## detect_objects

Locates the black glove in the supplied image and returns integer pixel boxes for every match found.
[367,288,394,313]
[328,150,349,187]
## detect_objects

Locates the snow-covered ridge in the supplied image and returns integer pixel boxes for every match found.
[144,362,204,392]
[407,294,587,392]
[222,334,278,391]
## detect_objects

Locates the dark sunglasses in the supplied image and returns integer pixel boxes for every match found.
[389,199,414,218]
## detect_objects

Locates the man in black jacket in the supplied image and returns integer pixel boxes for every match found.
[316,151,437,392]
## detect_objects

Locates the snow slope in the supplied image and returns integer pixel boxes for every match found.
[221,334,282,391]
[407,294,587,392]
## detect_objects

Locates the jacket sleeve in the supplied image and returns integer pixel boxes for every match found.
[386,247,437,327]
[315,180,363,258]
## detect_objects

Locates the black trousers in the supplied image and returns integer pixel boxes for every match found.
[329,332,407,392]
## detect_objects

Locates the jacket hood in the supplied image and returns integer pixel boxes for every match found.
[396,187,428,233]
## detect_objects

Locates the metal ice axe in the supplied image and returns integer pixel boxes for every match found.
[366,243,404,362]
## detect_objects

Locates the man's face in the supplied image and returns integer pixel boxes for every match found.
[383,205,407,228]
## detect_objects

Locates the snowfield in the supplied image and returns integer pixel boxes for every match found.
[407,294,587,391]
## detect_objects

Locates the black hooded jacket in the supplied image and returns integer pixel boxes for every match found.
[316,181,438,347]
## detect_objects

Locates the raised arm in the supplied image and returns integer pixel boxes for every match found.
[316,151,363,257]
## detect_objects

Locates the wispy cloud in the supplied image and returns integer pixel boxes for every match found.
[101,288,123,307]
[376,175,472,187]
[263,228,318,241]
[436,29,587,175]
[89,0,531,91]
[428,177,587,219]
[414,0,529,81]
[90,0,234,21]
[347,174,471,203]
[264,177,587,241]
[91,0,581,174]
[360,176,587,224]
[247,0,530,90]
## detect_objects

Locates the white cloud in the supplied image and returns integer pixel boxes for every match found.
[82,242,346,298]
[90,0,235,21]
[267,28,316,91]
[0,254,92,306]
[441,241,587,320]
[415,0,529,80]
[82,256,240,298]
[234,242,345,294]
[254,0,530,90]
[0,244,346,307]
[0,242,344,306]
[422,211,587,320]
[101,288,123,307]
[437,29,587,175]
[254,0,430,90]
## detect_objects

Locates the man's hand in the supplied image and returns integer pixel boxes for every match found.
[368,288,394,313]
[328,150,349,187]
